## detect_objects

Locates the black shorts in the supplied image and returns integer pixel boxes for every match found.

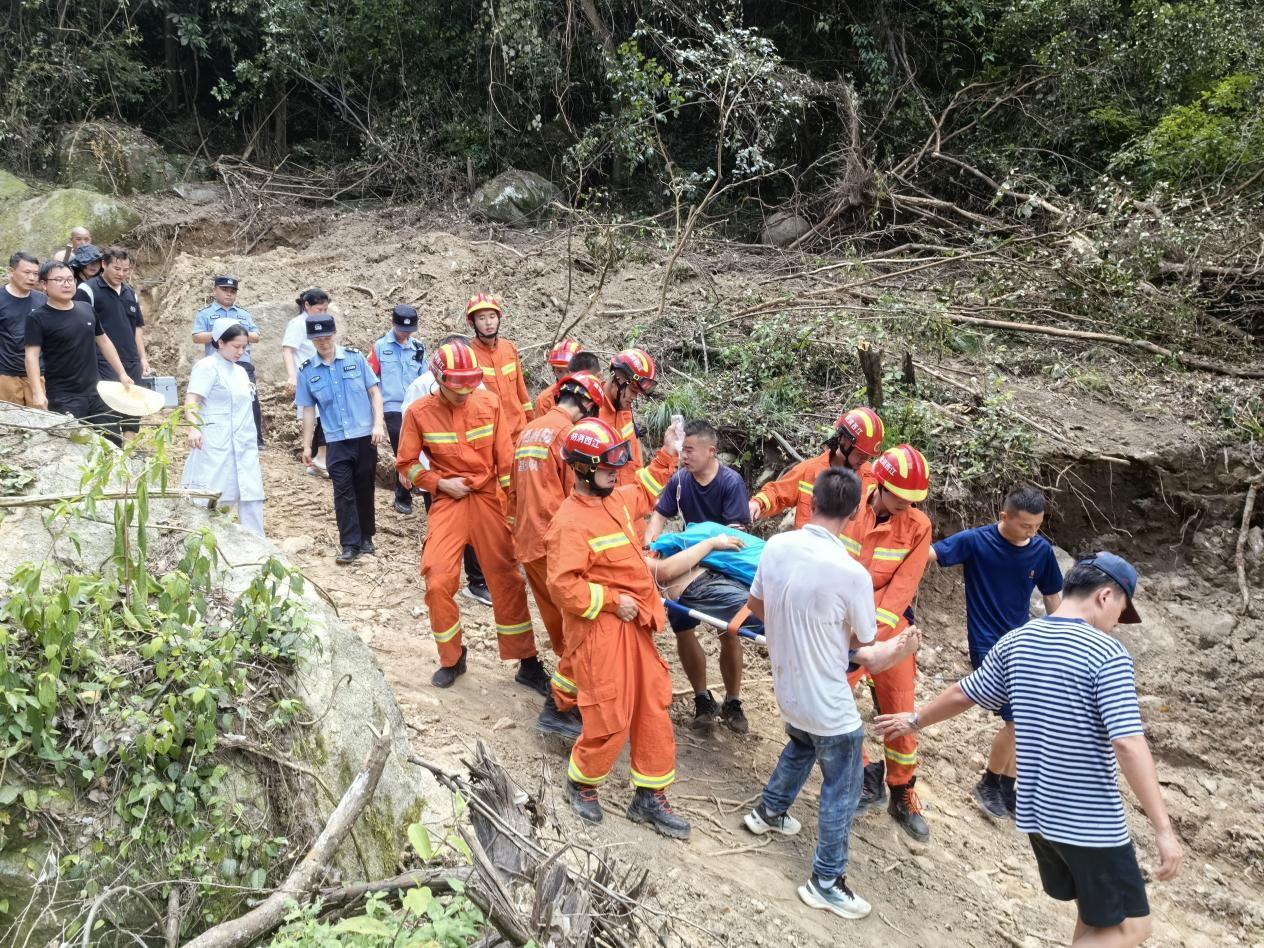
[670,570,762,635]
[1029,833,1149,928]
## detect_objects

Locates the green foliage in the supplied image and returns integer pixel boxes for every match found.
[1115,74,1264,186]
[0,417,317,935]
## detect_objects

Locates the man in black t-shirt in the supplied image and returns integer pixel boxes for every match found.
[0,252,48,406]
[25,261,131,442]
[84,246,149,435]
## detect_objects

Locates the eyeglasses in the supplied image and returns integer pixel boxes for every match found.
[45,276,75,284]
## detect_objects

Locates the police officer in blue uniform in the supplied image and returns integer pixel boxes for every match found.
[295,313,387,564]
[192,275,264,446]
[369,304,427,514]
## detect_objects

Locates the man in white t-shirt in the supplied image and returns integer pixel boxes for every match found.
[744,467,922,922]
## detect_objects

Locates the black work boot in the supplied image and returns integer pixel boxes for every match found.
[855,761,887,813]
[515,656,550,697]
[566,779,603,823]
[626,787,691,840]
[888,777,931,842]
[690,691,719,730]
[720,697,749,734]
[335,545,360,565]
[537,693,582,738]
[430,647,467,688]
[359,537,376,555]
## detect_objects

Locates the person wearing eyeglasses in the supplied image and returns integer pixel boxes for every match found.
[24,261,128,443]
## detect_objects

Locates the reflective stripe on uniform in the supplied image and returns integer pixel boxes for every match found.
[755,492,772,511]
[588,532,631,553]
[630,767,676,789]
[406,463,425,485]
[568,754,608,786]
[873,546,909,562]
[466,424,494,442]
[522,401,533,413]
[433,621,461,644]
[842,535,862,557]
[619,422,635,438]
[501,362,516,375]
[797,480,814,496]
[876,607,900,628]
[496,620,532,636]
[481,366,496,377]
[498,474,512,488]
[424,432,458,444]
[515,445,550,460]
[884,746,917,766]
[551,670,577,695]
[582,582,604,619]
[637,467,664,497]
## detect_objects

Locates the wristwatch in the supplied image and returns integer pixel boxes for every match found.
[909,711,921,731]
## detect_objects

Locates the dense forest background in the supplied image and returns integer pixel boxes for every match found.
[3,0,1261,217]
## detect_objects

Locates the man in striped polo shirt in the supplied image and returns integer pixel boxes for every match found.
[875,553,1183,947]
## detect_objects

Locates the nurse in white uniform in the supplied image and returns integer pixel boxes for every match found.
[183,317,266,536]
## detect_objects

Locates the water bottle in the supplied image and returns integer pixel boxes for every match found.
[670,414,686,443]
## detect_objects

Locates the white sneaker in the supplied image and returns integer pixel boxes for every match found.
[744,803,802,836]
[797,876,871,920]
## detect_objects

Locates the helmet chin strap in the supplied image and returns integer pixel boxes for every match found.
[577,464,615,497]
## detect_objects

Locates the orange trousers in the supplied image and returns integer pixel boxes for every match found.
[422,490,536,667]
[848,623,918,786]
[566,617,676,790]
[523,556,577,712]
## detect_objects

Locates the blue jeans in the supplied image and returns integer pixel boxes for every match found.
[761,723,865,882]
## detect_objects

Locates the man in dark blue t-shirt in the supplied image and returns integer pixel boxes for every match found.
[645,419,751,732]
[932,485,1063,820]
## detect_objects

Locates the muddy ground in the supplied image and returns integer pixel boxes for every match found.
[134,193,1262,948]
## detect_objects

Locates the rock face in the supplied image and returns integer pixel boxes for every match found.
[759,209,812,247]
[0,186,140,258]
[56,120,176,195]
[0,408,440,943]
[0,169,30,201]
[469,169,561,225]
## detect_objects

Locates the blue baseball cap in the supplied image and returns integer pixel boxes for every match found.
[1079,551,1141,623]
[391,304,419,330]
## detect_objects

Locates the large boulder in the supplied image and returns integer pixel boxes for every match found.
[0,409,440,943]
[0,169,30,201]
[760,209,812,247]
[470,169,561,226]
[56,120,176,196]
[0,187,140,258]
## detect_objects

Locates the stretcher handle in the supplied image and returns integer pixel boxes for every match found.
[662,598,766,646]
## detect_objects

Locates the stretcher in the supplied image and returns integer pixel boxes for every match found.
[662,597,766,646]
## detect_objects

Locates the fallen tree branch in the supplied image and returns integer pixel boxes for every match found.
[0,488,222,508]
[932,152,1065,218]
[1235,481,1260,617]
[769,429,805,463]
[317,867,473,911]
[182,723,392,948]
[935,311,1264,379]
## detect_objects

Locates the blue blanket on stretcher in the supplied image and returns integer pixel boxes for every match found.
[648,522,764,587]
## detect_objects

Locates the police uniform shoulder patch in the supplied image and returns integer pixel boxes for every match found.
[344,346,361,353]
[299,358,313,370]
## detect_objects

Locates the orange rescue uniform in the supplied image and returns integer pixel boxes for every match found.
[472,336,533,441]
[598,401,645,489]
[512,405,578,709]
[532,381,560,420]
[843,484,931,786]
[752,451,876,529]
[397,387,536,667]
[545,449,678,790]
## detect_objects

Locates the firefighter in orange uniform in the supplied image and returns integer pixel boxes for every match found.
[511,371,607,738]
[466,293,533,441]
[531,338,581,420]
[749,407,884,528]
[842,443,933,841]
[396,340,547,693]
[598,348,656,489]
[545,418,691,839]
